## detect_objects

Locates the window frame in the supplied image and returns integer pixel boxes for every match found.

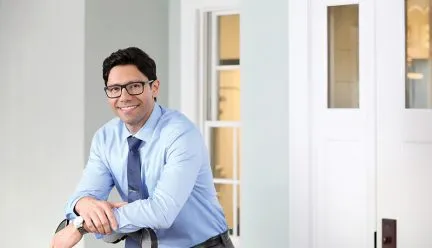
[179,0,241,241]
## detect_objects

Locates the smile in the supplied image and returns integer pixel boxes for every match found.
[118,105,138,110]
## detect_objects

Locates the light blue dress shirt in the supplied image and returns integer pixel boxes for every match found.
[65,103,228,248]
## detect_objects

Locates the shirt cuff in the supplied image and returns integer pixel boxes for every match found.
[65,194,93,220]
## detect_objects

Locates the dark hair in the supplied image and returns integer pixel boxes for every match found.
[102,47,157,101]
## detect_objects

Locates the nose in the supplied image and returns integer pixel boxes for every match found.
[118,88,132,101]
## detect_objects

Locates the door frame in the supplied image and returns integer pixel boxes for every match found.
[287,0,314,248]
[176,0,325,247]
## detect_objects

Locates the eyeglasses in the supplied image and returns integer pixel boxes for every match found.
[104,80,154,98]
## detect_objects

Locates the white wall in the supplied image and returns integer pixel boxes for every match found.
[240,0,291,247]
[0,0,85,247]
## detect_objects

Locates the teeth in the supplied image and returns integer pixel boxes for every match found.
[120,106,137,110]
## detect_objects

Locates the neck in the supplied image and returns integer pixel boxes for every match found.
[126,103,155,134]
[127,124,143,135]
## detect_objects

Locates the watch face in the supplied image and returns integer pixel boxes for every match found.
[73,216,84,227]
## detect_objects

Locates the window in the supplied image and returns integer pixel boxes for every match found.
[406,0,432,108]
[201,11,241,237]
[328,4,359,108]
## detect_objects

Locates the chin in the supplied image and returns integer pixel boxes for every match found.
[121,117,135,124]
[122,116,142,126]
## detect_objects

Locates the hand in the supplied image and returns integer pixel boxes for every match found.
[50,224,82,248]
[108,201,128,208]
[75,197,120,235]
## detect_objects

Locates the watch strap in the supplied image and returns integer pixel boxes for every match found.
[77,226,88,235]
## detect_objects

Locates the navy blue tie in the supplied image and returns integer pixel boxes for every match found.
[127,136,149,202]
[125,136,158,248]
[126,136,146,248]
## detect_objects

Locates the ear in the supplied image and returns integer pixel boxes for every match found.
[151,80,160,98]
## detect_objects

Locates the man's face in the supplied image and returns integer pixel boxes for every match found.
[106,64,159,131]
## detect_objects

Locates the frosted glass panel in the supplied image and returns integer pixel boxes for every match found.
[406,0,432,108]
[328,5,359,108]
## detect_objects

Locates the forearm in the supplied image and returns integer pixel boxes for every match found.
[113,192,180,233]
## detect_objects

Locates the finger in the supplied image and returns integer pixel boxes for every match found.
[95,208,112,234]
[109,201,127,208]
[102,203,119,230]
[89,211,106,234]
[83,222,91,233]
[82,215,97,233]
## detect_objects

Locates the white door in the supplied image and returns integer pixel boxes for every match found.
[376,0,432,247]
[310,0,376,247]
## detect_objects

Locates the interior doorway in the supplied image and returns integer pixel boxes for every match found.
[309,0,376,247]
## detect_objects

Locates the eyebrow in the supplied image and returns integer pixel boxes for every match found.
[106,81,144,87]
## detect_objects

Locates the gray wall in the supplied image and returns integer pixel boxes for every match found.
[84,1,169,247]
[84,0,169,152]
[168,0,181,110]
[240,0,290,247]
[0,1,169,247]
[0,0,86,247]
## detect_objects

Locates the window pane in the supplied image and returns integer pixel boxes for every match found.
[217,70,241,121]
[214,183,240,235]
[209,126,240,180]
[328,5,359,108]
[218,14,240,65]
[206,13,241,121]
[207,70,240,121]
[406,0,431,108]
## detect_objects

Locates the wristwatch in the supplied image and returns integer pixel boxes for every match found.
[73,216,88,235]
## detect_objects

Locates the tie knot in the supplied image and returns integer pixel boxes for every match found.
[127,136,142,151]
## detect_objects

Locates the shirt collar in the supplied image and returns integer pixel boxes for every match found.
[121,103,162,143]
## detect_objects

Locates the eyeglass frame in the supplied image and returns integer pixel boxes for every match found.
[104,80,154,98]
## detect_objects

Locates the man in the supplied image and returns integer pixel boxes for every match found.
[50,47,234,248]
